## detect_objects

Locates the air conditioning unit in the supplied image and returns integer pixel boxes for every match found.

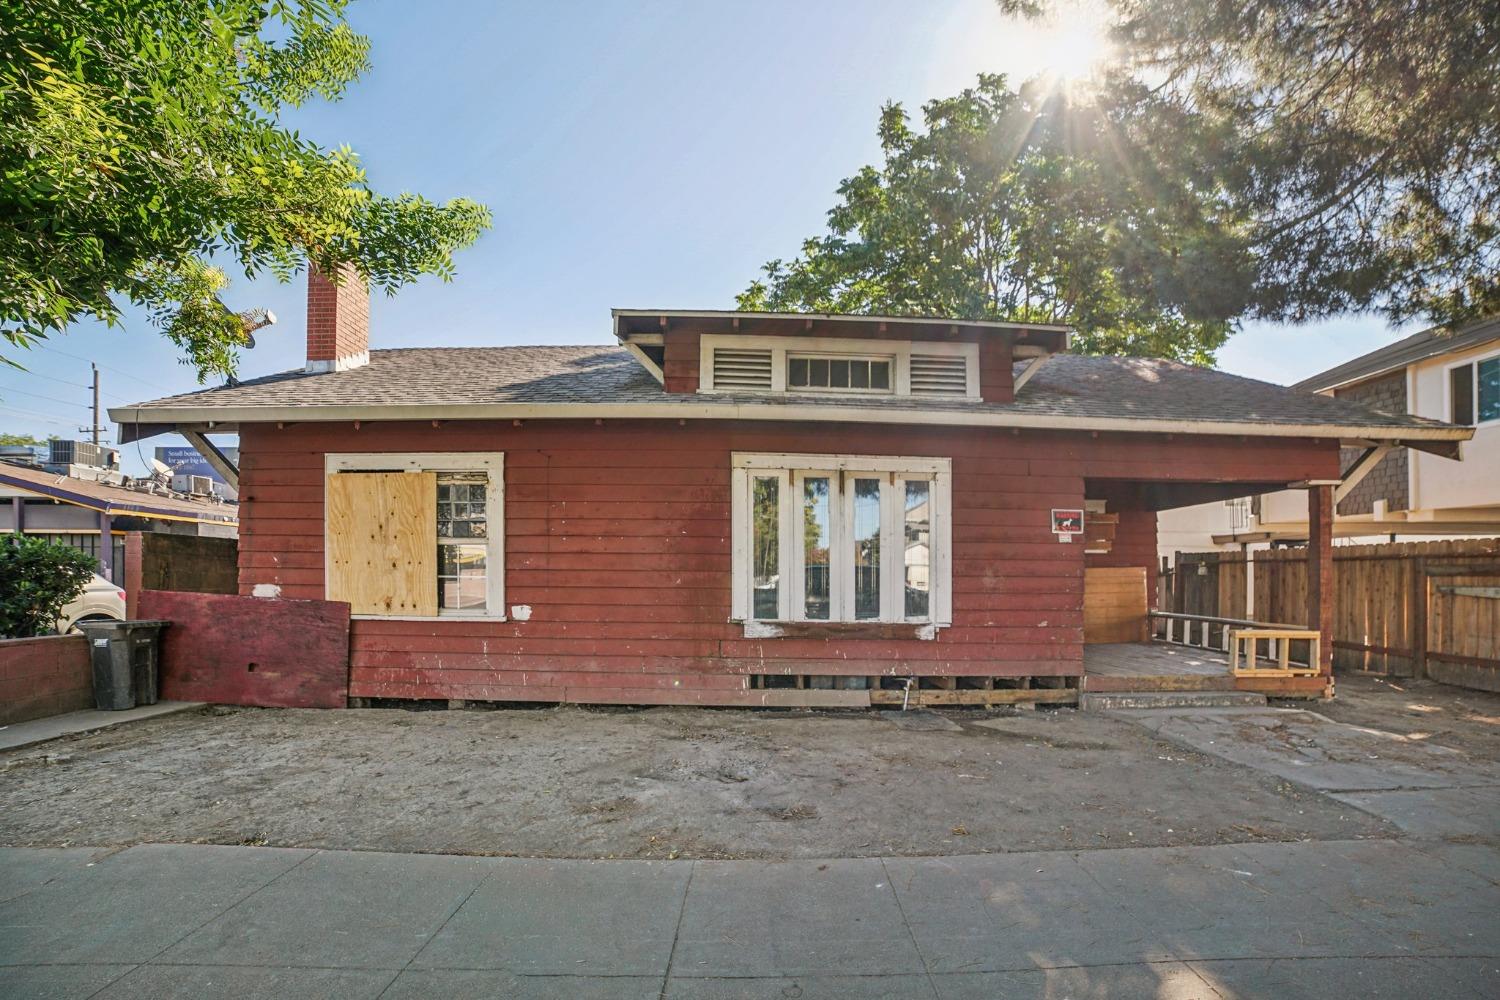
[50,439,117,469]
[172,474,217,495]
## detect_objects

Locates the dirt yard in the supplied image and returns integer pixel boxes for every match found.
[1306,673,1500,759]
[0,704,1391,859]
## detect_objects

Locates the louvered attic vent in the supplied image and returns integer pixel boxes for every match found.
[909,354,969,396]
[712,348,774,391]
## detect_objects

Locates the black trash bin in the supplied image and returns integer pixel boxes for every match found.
[77,620,169,710]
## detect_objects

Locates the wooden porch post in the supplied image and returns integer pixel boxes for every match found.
[1307,485,1334,674]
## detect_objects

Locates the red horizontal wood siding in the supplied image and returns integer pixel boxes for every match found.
[1086,509,1160,610]
[978,337,1014,403]
[236,419,1338,704]
[662,329,700,393]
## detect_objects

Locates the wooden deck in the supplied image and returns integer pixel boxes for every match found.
[1083,641,1332,699]
[1083,642,1235,693]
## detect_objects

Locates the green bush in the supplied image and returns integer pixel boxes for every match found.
[0,534,97,638]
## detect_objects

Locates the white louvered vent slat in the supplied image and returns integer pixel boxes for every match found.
[909,354,969,396]
[712,348,774,391]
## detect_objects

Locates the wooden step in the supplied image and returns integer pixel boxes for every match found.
[1083,673,1235,693]
[1080,690,1267,712]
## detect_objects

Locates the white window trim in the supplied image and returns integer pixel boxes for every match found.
[730,452,952,627]
[700,334,979,400]
[787,352,896,395]
[325,452,505,621]
[1443,345,1500,428]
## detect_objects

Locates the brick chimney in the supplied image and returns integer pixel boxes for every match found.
[305,265,370,373]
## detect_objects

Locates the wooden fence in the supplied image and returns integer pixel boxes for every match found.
[1168,539,1500,691]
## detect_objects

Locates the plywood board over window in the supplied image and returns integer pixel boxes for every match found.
[326,471,438,616]
[1084,567,1148,644]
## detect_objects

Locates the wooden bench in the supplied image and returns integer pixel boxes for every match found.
[1229,628,1321,677]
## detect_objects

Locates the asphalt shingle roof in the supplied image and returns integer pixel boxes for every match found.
[1293,316,1500,392]
[113,345,1458,435]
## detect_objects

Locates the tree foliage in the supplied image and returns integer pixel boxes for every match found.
[738,76,1238,362]
[0,433,50,447]
[0,534,96,638]
[1007,0,1500,329]
[0,1,491,380]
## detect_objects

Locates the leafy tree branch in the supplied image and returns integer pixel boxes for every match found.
[0,0,492,381]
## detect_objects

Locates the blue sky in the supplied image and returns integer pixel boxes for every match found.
[3,0,1417,474]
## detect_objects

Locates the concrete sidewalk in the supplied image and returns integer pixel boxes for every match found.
[0,702,200,753]
[1114,707,1500,839]
[2,840,1495,999]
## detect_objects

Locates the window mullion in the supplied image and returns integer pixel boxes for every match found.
[882,477,901,622]
[832,471,849,621]
[778,471,795,620]
[790,471,808,621]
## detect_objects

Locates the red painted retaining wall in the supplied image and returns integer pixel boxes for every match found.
[138,590,350,708]
[0,634,92,724]
[235,419,1339,705]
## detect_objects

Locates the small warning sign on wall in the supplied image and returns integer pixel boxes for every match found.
[1051,508,1084,541]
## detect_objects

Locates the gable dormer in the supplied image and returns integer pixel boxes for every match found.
[612,311,1068,404]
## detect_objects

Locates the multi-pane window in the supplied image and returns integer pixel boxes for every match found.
[788,355,893,393]
[1451,355,1500,425]
[325,453,504,618]
[437,473,489,612]
[733,454,951,625]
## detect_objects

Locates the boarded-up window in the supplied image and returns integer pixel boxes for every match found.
[326,472,438,616]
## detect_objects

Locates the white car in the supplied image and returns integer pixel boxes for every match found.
[58,574,127,633]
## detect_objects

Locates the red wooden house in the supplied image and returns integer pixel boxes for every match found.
[114,275,1472,708]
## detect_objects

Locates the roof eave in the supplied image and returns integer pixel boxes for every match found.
[611,308,1071,333]
[109,400,1473,456]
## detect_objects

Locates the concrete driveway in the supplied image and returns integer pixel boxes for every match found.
[2,838,1496,999]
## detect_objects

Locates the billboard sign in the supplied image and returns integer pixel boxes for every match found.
[155,445,239,497]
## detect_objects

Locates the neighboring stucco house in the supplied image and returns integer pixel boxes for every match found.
[1159,317,1499,557]
[109,274,1471,707]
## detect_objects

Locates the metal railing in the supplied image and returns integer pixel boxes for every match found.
[1149,611,1316,669]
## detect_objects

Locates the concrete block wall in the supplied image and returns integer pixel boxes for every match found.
[0,635,92,725]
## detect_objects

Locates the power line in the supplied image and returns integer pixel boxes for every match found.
[0,384,90,410]
[2,358,134,402]
[0,404,81,428]
[11,369,90,392]
[32,342,178,395]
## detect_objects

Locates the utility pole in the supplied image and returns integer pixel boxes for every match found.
[78,363,108,449]
[90,363,100,448]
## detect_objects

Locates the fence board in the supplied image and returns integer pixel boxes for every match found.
[1175,538,1500,688]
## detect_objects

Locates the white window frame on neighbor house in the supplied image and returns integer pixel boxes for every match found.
[1444,345,1500,428]
[730,452,952,627]
[325,452,505,620]
[699,334,979,399]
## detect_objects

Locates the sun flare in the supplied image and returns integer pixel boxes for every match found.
[1036,16,1116,83]
[959,0,1119,90]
